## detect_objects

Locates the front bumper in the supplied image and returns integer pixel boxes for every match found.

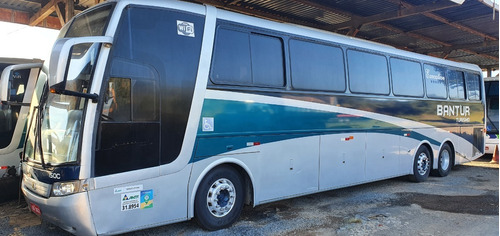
[22,177,96,236]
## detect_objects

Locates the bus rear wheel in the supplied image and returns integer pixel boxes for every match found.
[431,144,453,177]
[194,165,244,231]
[409,146,431,182]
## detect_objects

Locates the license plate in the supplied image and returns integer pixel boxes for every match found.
[30,203,41,216]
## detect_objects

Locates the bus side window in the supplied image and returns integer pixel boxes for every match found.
[211,28,285,88]
[390,58,424,97]
[447,70,465,100]
[96,76,159,176]
[347,49,389,95]
[132,79,157,121]
[9,69,30,103]
[424,64,447,99]
[290,39,345,92]
[465,73,481,101]
[102,78,131,122]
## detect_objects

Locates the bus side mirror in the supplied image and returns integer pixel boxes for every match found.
[0,63,43,103]
[49,36,113,91]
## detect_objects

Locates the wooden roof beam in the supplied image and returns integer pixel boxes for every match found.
[54,2,65,26]
[292,0,496,62]
[193,0,497,62]
[421,11,497,41]
[332,1,459,30]
[29,0,62,26]
[458,48,499,61]
[386,0,497,41]
[287,0,456,47]
[373,22,452,46]
[416,40,499,54]
[290,0,356,19]
[374,22,498,61]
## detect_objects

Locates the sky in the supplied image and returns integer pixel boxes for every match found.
[0,22,59,61]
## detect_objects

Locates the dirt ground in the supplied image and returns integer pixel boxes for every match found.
[0,155,498,236]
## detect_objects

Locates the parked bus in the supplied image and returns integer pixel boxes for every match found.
[0,58,43,183]
[21,1,485,235]
[484,77,499,154]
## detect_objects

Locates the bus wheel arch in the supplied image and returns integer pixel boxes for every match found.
[431,142,454,177]
[192,162,254,230]
[409,143,433,182]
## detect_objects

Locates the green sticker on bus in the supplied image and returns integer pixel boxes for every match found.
[140,190,153,209]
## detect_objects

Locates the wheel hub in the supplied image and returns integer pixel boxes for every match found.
[207,178,236,217]
[417,152,430,175]
[440,149,450,170]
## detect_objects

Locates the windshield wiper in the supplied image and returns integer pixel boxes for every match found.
[23,104,38,163]
[35,88,49,169]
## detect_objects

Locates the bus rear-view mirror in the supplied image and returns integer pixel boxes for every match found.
[49,36,113,93]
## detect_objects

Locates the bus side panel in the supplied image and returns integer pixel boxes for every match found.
[399,134,419,174]
[319,133,366,191]
[457,126,484,163]
[365,132,400,180]
[256,136,319,203]
[88,166,191,235]
[189,136,319,209]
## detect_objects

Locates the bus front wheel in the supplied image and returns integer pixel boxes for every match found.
[409,146,431,182]
[431,144,453,177]
[194,165,244,231]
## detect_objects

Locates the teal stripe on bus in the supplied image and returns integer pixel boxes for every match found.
[196,99,400,135]
[190,99,441,162]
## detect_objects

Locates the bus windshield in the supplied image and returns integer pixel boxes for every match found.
[24,4,113,166]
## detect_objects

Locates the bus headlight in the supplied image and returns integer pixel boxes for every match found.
[52,181,80,196]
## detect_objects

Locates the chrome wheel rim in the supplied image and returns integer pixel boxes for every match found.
[206,178,236,218]
[440,149,450,171]
[417,152,430,175]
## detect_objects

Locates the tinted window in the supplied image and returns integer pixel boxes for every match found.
[211,28,285,87]
[347,50,389,95]
[9,68,30,103]
[102,76,157,122]
[132,80,157,121]
[251,34,285,87]
[65,4,113,38]
[466,73,481,101]
[390,58,423,97]
[103,75,158,122]
[290,39,345,92]
[95,6,204,176]
[424,64,447,99]
[211,29,251,84]
[447,70,465,100]
[102,77,131,122]
[0,68,31,149]
[486,81,499,96]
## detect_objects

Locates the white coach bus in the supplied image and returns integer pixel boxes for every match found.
[0,58,43,182]
[22,0,485,235]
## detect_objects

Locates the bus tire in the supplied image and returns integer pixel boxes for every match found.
[194,165,244,231]
[431,144,452,177]
[409,146,431,182]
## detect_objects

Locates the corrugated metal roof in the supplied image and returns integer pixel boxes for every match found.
[0,0,497,69]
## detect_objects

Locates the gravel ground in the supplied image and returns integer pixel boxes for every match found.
[0,155,498,236]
